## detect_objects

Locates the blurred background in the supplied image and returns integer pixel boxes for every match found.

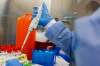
[0,0,100,44]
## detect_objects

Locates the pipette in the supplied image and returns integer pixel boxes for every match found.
[21,0,44,50]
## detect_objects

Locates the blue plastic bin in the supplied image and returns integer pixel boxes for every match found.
[32,50,56,66]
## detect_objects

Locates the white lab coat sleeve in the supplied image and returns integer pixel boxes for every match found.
[45,21,73,58]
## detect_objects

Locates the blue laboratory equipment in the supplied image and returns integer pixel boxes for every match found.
[6,59,23,66]
[32,50,56,66]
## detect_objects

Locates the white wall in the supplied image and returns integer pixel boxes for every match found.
[50,0,73,19]
[0,0,7,15]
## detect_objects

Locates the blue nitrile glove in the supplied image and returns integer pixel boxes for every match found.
[32,7,39,19]
[53,47,72,62]
[59,53,72,62]
[38,2,53,27]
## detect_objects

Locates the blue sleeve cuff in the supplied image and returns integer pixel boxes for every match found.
[46,22,65,41]
[45,22,72,54]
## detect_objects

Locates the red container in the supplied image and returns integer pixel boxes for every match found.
[16,13,36,60]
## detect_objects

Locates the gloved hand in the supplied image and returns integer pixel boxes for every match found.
[29,4,42,31]
[38,2,53,27]
[32,7,39,19]
[29,2,53,31]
